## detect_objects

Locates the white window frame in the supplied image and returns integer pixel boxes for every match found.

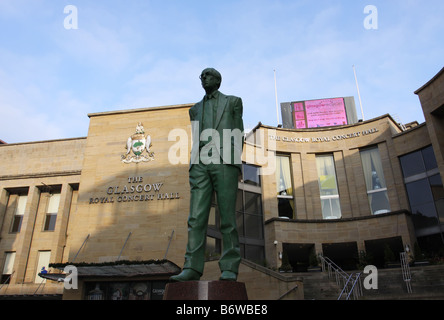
[316,154,342,220]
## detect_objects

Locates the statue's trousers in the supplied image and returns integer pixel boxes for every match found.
[183,162,241,275]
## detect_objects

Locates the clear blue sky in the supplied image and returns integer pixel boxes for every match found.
[0,0,442,143]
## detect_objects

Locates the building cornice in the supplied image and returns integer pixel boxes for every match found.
[265,209,411,225]
[0,137,87,147]
[88,103,194,118]
[414,66,444,95]
[0,170,82,181]
[254,113,403,133]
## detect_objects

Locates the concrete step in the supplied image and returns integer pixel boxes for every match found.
[361,264,444,299]
[300,264,444,300]
[299,272,341,300]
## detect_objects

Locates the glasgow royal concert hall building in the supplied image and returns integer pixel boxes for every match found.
[0,67,443,300]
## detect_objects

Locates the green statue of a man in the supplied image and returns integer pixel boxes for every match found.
[170,68,244,282]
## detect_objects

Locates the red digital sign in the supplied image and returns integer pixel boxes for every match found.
[293,98,348,129]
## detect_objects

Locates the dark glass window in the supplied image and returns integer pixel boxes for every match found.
[400,151,426,178]
[237,191,264,241]
[44,214,57,231]
[406,179,434,209]
[244,192,261,215]
[243,163,261,187]
[406,179,437,229]
[430,174,444,224]
[244,213,263,239]
[400,146,444,238]
[422,145,438,171]
[11,215,23,233]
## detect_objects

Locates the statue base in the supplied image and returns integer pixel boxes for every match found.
[163,281,248,300]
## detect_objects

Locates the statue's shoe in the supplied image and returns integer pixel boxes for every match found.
[219,271,237,281]
[169,269,201,282]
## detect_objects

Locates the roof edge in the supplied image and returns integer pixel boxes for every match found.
[0,136,87,147]
[88,103,194,118]
[254,113,402,133]
[414,67,444,94]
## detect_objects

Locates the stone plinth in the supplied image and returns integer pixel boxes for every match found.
[163,281,248,300]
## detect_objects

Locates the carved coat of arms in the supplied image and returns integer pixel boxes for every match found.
[121,123,155,163]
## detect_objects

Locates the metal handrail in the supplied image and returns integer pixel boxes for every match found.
[278,285,299,300]
[0,271,15,292]
[320,255,348,278]
[319,255,349,287]
[337,273,353,300]
[319,255,363,300]
[400,252,412,293]
[346,273,362,300]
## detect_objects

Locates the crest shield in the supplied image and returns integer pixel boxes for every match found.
[131,134,146,156]
[121,123,155,164]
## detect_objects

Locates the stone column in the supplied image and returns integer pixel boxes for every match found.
[14,186,40,283]
[51,183,74,264]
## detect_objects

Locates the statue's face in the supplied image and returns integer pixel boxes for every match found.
[200,69,220,92]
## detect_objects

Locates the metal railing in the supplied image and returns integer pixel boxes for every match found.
[319,255,348,287]
[0,271,15,293]
[319,255,363,300]
[278,284,299,300]
[400,252,412,293]
[338,272,363,300]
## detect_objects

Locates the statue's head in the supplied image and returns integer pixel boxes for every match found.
[200,68,222,92]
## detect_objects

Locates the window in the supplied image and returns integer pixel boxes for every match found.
[238,164,264,264]
[35,251,51,283]
[405,179,437,229]
[44,193,60,231]
[243,163,261,187]
[400,146,444,237]
[360,147,390,214]
[242,191,263,239]
[430,174,444,225]
[316,154,341,219]
[10,195,27,233]
[1,252,15,284]
[276,155,294,218]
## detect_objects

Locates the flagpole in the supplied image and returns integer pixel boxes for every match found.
[274,69,280,126]
[353,65,365,121]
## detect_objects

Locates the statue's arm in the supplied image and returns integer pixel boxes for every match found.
[233,97,244,150]
[233,97,244,133]
[189,106,195,121]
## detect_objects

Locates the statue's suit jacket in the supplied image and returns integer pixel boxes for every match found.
[189,91,244,171]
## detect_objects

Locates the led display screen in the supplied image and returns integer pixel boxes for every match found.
[293,98,348,128]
